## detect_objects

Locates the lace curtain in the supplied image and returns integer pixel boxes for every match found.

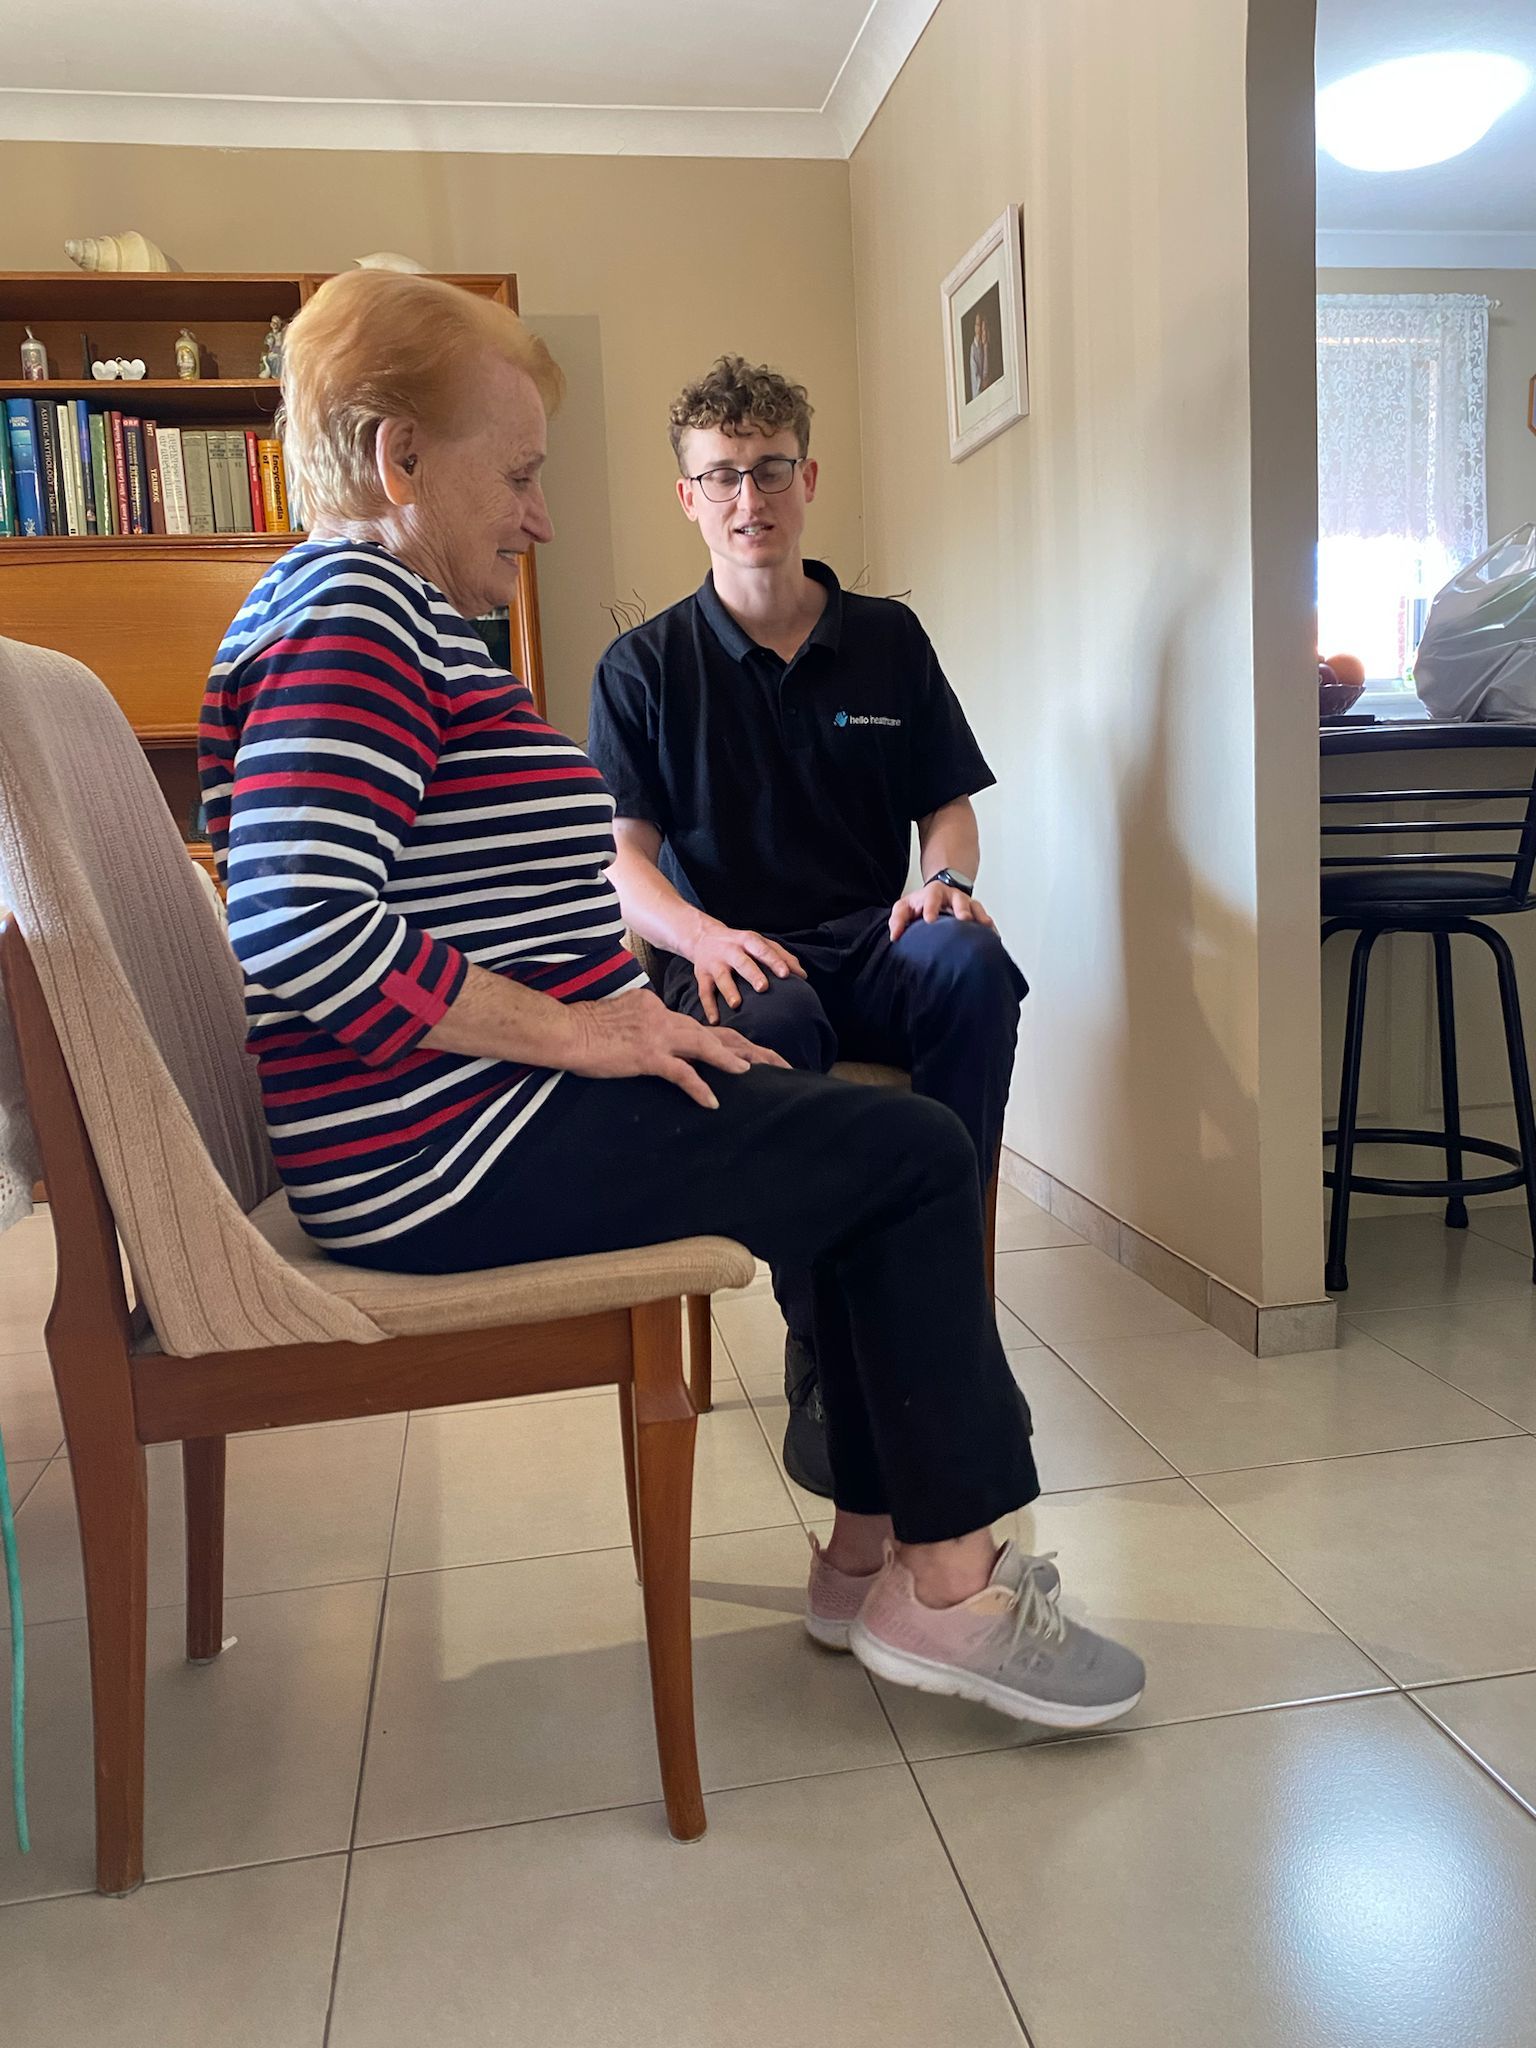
[1316,294,1489,681]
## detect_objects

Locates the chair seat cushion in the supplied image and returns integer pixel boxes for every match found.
[829,1060,911,1089]
[247,1192,755,1338]
[1322,869,1528,916]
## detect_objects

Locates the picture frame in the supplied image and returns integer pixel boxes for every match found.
[940,203,1029,462]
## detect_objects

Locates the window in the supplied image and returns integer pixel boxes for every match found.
[1316,294,1489,688]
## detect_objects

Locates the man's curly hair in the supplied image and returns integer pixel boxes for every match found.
[668,355,813,466]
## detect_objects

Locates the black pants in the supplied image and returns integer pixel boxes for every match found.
[661,906,1028,1347]
[335,1064,1039,1543]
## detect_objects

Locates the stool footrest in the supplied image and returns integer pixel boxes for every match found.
[1323,1125,1525,1201]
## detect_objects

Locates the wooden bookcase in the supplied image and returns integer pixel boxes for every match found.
[1,270,545,879]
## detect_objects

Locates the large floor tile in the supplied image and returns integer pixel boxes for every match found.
[357,1525,896,1843]
[995,1297,1040,1346]
[2,1458,47,1515]
[1006,1346,1175,1491]
[1348,1296,1536,1429]
[994,1245,1204,1346]
[736,1378,826,1523]
[1414,1672,1536,1815]
[711,1287,788,1381]
[0,1214,55,1354]
[1201,1436,1536,1684]
[876,1478,1384,1762]
[334,1767,1025,2048]
[0,1854,345,2047]
[1468,1202,1533,1256]
[0,1580,381,1904]
[1331,1213,1534,1311]
[0,1349,61,1466]
[1054,1323,1518,1474]
[919,1695,1536,2048]
[993,1183,1082,1252]
[14,1417,404,1625]
[390,1382,794,1574]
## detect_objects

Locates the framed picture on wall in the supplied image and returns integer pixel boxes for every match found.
[940,204,1029,462]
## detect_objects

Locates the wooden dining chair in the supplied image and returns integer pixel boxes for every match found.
[624,935,1001,1412]
[0,635,752,1895]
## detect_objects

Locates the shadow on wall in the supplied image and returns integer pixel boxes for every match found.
[523,314,619,742]
[1113,592,1262,1293]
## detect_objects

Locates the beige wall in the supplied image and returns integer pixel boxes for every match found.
[1317,267,1536,545]
[0,140,864,739]
[851,0,1323,1304]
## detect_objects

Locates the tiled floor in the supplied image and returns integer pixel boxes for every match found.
[2,1189,1536,2046]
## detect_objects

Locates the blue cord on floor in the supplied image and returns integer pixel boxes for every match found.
[0,1426,28,1855]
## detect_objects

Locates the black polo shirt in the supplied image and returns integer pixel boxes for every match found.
[586,560,994,936]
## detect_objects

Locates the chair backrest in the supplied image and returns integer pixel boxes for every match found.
[0,634,379,1354]
[1321,739,1536,908]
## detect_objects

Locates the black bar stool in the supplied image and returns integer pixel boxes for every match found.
[1321,727,1536,1293]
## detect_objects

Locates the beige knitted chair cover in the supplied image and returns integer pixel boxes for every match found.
[0,636,750,1356]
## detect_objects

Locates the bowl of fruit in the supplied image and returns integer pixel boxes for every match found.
[1319,652,1366,719]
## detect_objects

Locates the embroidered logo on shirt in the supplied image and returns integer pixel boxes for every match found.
[834,710,902,728]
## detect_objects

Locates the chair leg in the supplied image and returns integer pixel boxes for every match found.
[984,1153,1000,1298]
[183,1437,227,1663]
[1326,926,1379,1295]
[629,1298,705,1844]
[1432,933,1469,1230]
[70,1430,149,1895]
[1478,922,1536,1286]
[617,1379,642,1584]
[686,1295,713,1414]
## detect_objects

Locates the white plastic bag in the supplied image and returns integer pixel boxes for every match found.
[1414,524,1536,723]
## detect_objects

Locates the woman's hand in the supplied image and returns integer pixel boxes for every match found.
[567,989,788,1108]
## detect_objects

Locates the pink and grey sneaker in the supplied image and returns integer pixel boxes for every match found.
[805,1535,880,1650]
[849,1541,1144,1729]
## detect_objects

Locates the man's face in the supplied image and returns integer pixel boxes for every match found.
[675,425,817,573]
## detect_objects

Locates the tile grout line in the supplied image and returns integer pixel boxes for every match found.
[1399,1685,1536,1827]
[1338,1311,1536,1435]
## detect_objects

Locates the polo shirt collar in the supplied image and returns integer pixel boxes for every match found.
[695,559,844,664]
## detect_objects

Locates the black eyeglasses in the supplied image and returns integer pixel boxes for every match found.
[685,456,805,503]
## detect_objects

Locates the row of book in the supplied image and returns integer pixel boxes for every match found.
[0,398,298,539]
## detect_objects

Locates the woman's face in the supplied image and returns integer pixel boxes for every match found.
[392,349,554,617]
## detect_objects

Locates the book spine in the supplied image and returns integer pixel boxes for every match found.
[34,402,63,535]
[182,431,216,535]
[109,413,132,533]
[73,401,99,535]
[221,432,251,532]
[258,440,291,533]
[243,429,267,532]
[5,401,44,536]
[157,425,189,535]
[56,405,83,536]
[144,419,168,535]
[207,430,236,532]
[122,418,148,534]
[0,409,13,535]
[88,413,114,535]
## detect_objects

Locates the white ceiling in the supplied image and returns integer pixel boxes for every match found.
[1317,0,1536,266]
[0,0,942,159]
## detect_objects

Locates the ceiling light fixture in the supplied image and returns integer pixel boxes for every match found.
[1317,51,1531,171]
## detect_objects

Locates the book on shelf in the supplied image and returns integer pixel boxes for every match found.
[206,429,237,533]
[157,424,190,535]
[108,412,132,533]
[181,430,216,535]
[88,413,114,536]
[0,411,13,536]
[243,429,267,533]
[143,419,168,536]
[258,438,291,532]
[5,399,44,536]
[122,418,149,534]
[57,403,85,537]
[73,401,99,535]
[34,401,64,537]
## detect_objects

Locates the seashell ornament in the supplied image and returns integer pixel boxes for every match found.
[64,231,179,274]
[355,251,428,274]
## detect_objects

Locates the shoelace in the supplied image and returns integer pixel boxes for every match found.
[1008,1554,1067,1653]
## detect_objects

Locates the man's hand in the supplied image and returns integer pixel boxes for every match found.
[689,923,806,1025]
[566,988,787,1108]
[888,882,996,943]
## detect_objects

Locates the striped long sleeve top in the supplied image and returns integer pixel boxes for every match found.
[199,538,645,1249]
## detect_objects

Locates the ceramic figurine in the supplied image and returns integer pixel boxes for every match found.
[355,251,427,274]
[63,230,177,273]
[257,315,286,380]
[90,357,147,381]
[19,329,48,381]
[119,358,147,381]
[175,329,201,380]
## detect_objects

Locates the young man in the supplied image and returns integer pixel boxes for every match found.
[587,356,1027,1495]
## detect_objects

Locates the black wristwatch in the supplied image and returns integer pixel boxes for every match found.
[926,867,974,894]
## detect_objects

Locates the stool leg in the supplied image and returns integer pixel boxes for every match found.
[1327,927,1378,1295]
[1480,922,1536,1285]
[1432,933,1469,1230]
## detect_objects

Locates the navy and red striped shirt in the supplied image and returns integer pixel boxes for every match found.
[199,539,645,1248]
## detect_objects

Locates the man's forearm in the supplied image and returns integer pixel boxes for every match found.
[916,797,981,883]
[608,834,714,960]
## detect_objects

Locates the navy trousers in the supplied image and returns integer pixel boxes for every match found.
[661,905,1028,1349]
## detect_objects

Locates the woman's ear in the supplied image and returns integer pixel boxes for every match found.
[375,417,420,508]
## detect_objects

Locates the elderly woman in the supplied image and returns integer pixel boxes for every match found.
[200,271,1142,1728]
